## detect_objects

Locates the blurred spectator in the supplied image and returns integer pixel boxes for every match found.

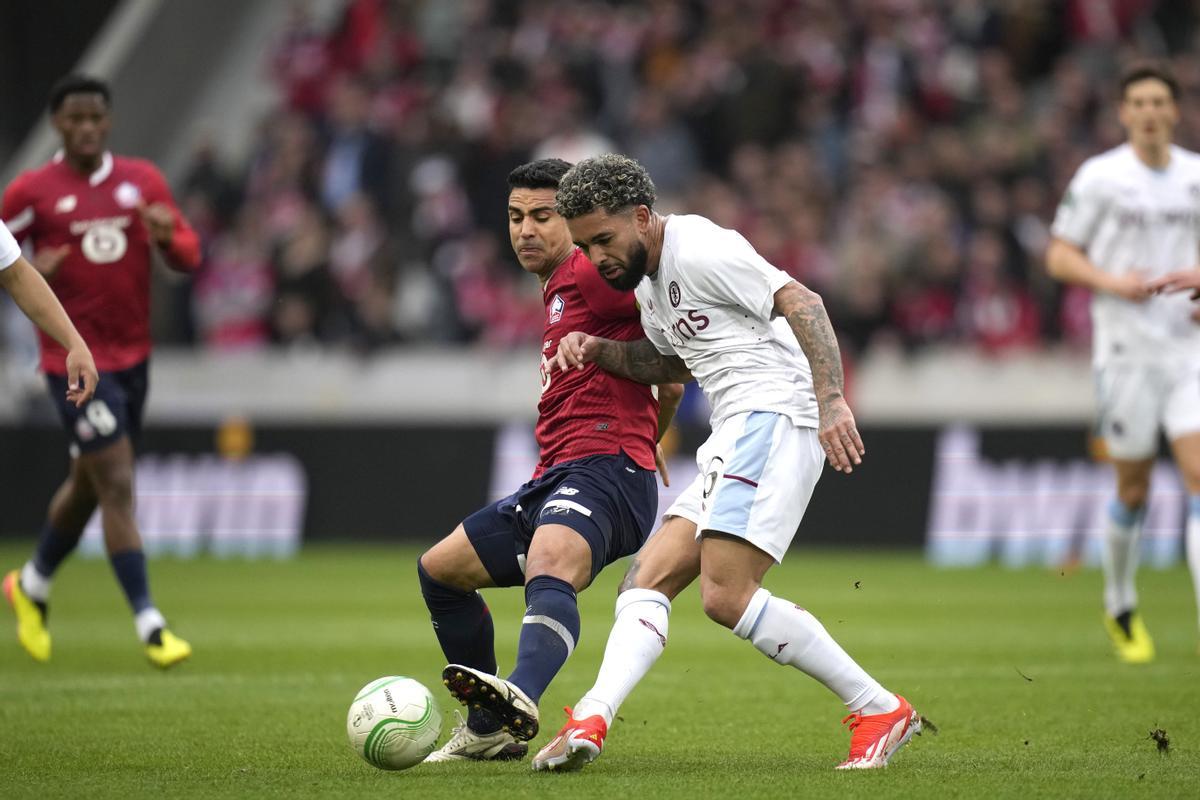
[192,208,275,350]
[318,74,393,215]
[156,0,1200,358]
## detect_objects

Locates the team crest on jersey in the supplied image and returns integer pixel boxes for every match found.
[669,281,681,307]
[55,195,77,213]
[114,181,141,209]
[549,293,565,324]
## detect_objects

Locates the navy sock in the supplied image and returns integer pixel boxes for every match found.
[33,524,80,579]
[507,575,580,704]
[108,550,153,613]
[417,559,501,734]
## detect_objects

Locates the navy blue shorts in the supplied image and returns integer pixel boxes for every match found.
[45,360,148,455]
[462,452,657,587]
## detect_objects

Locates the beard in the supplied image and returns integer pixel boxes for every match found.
[605,239,649,291]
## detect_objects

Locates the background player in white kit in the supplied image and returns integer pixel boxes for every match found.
[1046,63,1200,663]
[538,154,921,771]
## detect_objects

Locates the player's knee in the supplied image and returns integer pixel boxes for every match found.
[699,582,747,629]
[92,465,134,508]
[417,555,473,602]
[1116,483,1149,510]
[418,549,478,593]
[525,533,593,591]
[525,558,590,592]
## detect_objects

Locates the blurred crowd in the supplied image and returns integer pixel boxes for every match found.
[172,0,1200,358]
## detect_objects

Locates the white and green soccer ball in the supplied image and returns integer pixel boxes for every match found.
[347,676,442,770]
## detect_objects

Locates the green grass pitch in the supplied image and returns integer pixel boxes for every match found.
[1,542,1197,799]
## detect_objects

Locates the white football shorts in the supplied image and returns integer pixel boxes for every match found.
[1095,357,1200,460]
[663,411,823,562]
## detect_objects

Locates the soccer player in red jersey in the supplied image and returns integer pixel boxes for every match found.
[419,159,683,763]
[2,75,200,669]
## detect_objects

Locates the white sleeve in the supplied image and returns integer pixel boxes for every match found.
[639,300,678,356]
[690,227,791,320]
[1051,162,1109,247]
[0,220,19,270]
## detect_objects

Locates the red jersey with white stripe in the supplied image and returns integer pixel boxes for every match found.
[535,249,658,477]
[2,152,201,374]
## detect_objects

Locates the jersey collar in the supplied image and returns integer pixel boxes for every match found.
[52,150,114,186]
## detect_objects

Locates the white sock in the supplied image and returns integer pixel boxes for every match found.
[1187,496,1200,636]
[1101,500,1143,617]
[20,561,51,603]
[135,607,166,643]
[733,588,898,716]
[573,588,671,725]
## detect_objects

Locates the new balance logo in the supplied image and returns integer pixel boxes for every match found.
[556,486,579,496]
[768,642,788,660]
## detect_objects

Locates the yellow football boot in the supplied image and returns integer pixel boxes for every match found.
[3,569,51,662]
[1103,612,1155,664]
[146,628,192,669]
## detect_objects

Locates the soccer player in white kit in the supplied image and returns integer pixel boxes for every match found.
[1047,63,1200,664]
[535,154,921,771]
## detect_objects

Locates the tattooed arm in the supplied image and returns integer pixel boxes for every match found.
[774,280,864,473]
[554,333,693,384]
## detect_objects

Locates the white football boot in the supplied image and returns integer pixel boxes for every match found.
[424,711,528,763]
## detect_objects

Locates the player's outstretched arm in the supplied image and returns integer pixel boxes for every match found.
[555,332,692,384]
[1045,237,1150,301]
[0,256,98,406]
[1147,268,1200,299]
[774,280,863,473]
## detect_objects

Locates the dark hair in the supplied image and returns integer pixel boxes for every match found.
[1119,63,1180,101]
[555,154,657,219]
[507,159,572,191]
[48,74,111,112]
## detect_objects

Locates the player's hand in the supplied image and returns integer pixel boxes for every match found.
[655,442,670,487]
[817,395,864,474]
[33,245,71,279]
[138,200,175,246]
[554,331,595,372]
[1146,269,1200,300]
[65,344,98,408]
[1105,271,1152,302]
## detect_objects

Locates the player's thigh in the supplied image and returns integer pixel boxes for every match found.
[619,514,700,599]
[449,494,531,589]
[420,524,496,592]
[1095,362,1163,461]
[528,454,658,587]
[697,412,822,563]
[525,523,594,591]
[1164,363,1200,494]
[1168,432,1200,495]
[76,435,136,504]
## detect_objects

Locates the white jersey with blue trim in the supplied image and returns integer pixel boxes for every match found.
[1051,143,1200,364]
[634,214,819,429]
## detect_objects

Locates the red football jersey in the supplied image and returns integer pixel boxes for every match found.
[2,152,201,373]
[535,249,658,477]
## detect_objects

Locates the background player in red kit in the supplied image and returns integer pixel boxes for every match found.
[419,159,682,763]
[2,75,201,669]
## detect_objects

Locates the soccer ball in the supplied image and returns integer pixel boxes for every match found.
[346,676,442,770]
